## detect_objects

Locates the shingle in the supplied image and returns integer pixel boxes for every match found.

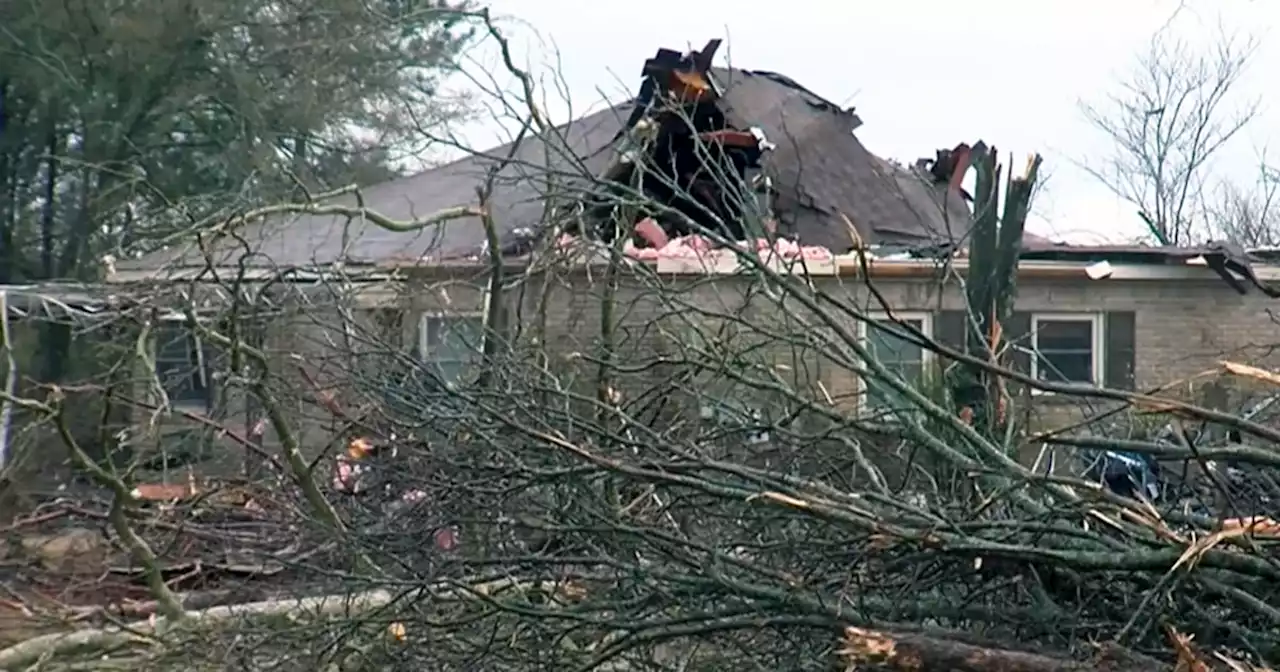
[122,67,974,271]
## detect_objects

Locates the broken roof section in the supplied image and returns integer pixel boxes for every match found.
[1018,239,1280,297]
[121,39,1001,272]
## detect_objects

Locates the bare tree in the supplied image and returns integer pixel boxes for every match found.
[1080,27,1259,245]
[4,17,1280,672]
[1210,159,1280,246]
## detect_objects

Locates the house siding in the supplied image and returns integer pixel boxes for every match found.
[522,270,1278,405]
[511,270,1280,478]
[115,267,1279,480]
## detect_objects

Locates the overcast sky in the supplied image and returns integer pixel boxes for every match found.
[448,0,1278,243]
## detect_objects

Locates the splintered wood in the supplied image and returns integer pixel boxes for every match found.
[837,626,1165,671]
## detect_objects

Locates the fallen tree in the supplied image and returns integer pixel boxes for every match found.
[3,15,1280,672]
[0,578,567,670]
[837,626,1172,672]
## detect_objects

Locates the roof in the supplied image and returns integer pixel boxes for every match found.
[122,68,979,272]
[1017,240,1280,297]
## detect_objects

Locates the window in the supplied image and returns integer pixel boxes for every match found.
[1031,314,1101,385]
[862,314,931,410]
[154,316,213,409]
[418,314,485,385]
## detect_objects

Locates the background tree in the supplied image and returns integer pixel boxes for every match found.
[1,18,1278,670]
[0,0,476,378]
[0,0,474,277]
[1079,26,1260,246]
[1209,159,1280,247]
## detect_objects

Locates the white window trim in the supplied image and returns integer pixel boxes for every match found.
[1029,312,1103,391]
[857,312,934,410]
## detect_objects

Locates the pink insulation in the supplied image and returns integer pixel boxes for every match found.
[555,233,833,264]
[628,235,833,262]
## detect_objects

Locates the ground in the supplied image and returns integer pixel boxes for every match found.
[0,477,315,658]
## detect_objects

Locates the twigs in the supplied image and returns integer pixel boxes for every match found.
[837,625,1165,672]
[5,17,1280,672]
[0,290,16,474]
[16,392,187,625]
[0,577,571,670]
[188,325,348,538]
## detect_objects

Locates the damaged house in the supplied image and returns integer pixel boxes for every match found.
[107,40,1280,468]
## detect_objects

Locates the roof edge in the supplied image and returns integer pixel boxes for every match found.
[104,257,1280,284]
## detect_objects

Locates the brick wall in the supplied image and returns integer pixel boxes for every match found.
[520,269,1279,402]
[115,266,1280,480]
[501,268,1280,479]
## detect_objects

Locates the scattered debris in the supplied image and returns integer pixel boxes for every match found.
[621,232,832,262]
[0,483,312,652]
[1167,625,1212,672]
[14,527,107,573]
[1085,260,1114,279]
[130,470,199,502]
[332,436,395,494]
[581,40,779,248]
[432,526,459,551]
[916,141,977,202]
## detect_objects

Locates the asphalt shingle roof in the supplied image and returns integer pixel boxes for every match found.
[123,68,974,271]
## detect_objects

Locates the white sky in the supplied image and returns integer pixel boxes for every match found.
[445,0,1278,243]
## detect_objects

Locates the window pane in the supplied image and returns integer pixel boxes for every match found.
[866,362,924,409]
[372,309,405,348]
[423,316,485,384]
[1038,352,1094,383]
[428,317,483,355]
[1036,320,1092,351]
[154,323,209,404]
[868,319,923,364]
[866,320,924,410]
[432,360,468,384]
[156,323,195,361]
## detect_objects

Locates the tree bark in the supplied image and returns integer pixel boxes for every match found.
[839,627,1166,672]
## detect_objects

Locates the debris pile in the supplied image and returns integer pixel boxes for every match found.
[620,231,833,262]
[329,436,460,548]
[0,482,305,646]
[915,142,978,204]
[580,39,778,250]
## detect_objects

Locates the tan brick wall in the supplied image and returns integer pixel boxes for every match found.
[119,266,1279,480]
[1014,277,1278,390]
[365,269,1280,417]
[504,269,1280,449]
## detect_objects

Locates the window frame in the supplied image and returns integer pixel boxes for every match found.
[417,312,487,385]
[1029,312,1103,390]
[153,312,214,410]
[857,312,934,411]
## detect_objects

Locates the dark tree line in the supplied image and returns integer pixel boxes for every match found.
[0,0,476,376]
[0,0,475,280]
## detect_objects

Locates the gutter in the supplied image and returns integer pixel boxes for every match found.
[653,253,1280,282]
[104,257,1280,284]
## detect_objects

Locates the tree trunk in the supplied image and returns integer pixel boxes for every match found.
[39,123,59,279]
[953,145,1041,439]
[839,627,1163,672]
[0,77,10,285]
